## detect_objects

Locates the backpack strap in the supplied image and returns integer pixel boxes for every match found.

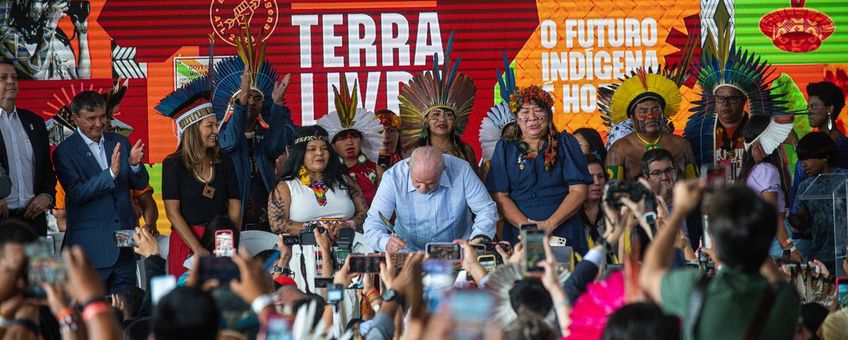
[742,282,780,340]
[686,273,712,338]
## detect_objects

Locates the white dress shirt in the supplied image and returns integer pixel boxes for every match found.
[77,129,140,178]
[0,107,35,209]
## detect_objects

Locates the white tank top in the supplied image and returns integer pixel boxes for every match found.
[285,179,355,222]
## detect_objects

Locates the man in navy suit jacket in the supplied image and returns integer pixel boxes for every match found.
[53,91,149,293]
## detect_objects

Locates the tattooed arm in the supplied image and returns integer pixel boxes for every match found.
[346,176,368,233]
[268,181,304,234]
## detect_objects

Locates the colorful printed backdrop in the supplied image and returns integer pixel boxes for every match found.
[2,0,847,232]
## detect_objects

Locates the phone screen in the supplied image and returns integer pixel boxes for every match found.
[150,275,177,305]
[335,249,350,268]
[348,255,382,273]
[314,277,333,288]
[478,255,496,273]
[838,278,848,308]
[426,243,461,261]
[25,242,66,298]
[523,229,545,273]
[702,164,728,191]
[519,223,539,231]
[423,260,453,312]
[263,313,292,339]
[327,284,344,304]
[550,246,573,271]
[451,290,495,339]
[214,230,234,257]
[114,230,136,248]
[199,256,240,283]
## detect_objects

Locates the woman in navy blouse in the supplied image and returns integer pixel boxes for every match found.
[485,86,592,254]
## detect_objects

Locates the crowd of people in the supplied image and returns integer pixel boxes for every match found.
[1,22,848,340]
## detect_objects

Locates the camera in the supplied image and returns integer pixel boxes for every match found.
[299,221,327,246]
[604,180,657,212]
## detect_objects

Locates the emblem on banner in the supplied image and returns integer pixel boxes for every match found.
[209,0,279,46]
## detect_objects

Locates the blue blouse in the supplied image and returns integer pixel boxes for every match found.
[485,132,592,254]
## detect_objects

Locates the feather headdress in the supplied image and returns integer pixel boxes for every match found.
[685,12,792,166]
[212,56,277,128]
[599,67,687,126]
[154,76,213,140]
[479,53,517,162]
[399,32,476,151]
[483,263,569,325]
[212,22,278,130]
[316,75,384,162]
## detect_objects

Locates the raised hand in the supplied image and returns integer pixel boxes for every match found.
[672,179,706,215]
[110,143,121,175]
[237,64,252,105]
[129,139,144,166]
[272,73,291,106]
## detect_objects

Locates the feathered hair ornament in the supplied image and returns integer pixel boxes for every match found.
[399,31,476,151]
[479,52,517,162]
[508,85,554,115]
[316,75,384,162]
[508,85,560,171]
[375,111,401,129]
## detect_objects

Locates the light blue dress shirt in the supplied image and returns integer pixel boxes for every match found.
[362,154,498,252]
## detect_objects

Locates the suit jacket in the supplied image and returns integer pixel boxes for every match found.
[53,132,149,268]
[0,166,10,199]
[0,108,56,205]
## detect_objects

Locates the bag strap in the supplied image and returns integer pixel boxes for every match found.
[741,282,780,340]
[686,274,712,339]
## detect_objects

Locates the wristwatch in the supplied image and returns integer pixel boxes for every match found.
[471,234,492,244]
[271,265,294,276]
[381,289,406,308]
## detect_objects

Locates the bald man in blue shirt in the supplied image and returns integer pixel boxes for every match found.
[363,146,498,252]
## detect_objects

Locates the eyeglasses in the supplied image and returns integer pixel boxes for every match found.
[715,95,744,105]
[648,167,676,178]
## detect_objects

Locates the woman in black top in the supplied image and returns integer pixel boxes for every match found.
[162,114,241,277]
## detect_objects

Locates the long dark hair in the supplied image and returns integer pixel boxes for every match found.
[278,125,350,192]
[574,127,607,163]
[737,115,789,202]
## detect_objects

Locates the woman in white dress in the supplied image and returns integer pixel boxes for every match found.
[268,125,368,236]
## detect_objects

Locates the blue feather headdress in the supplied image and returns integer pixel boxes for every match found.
[212,56,278,128]
[154,76,213,140]
[685,17,791,167]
